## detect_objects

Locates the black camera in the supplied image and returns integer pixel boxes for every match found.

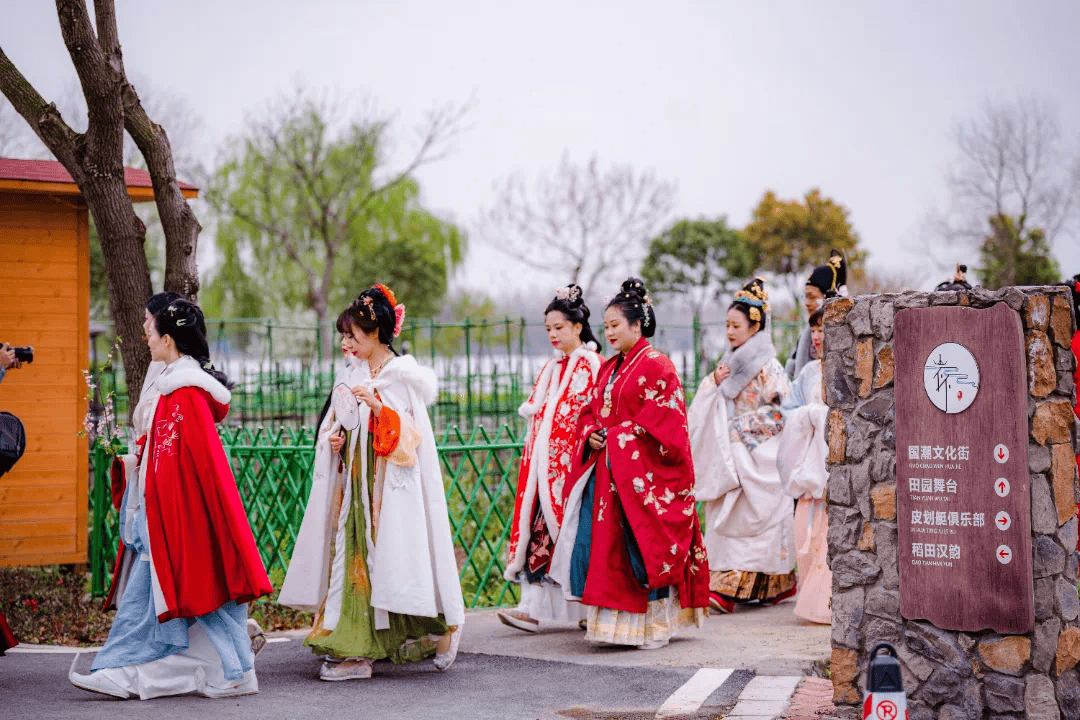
[2,345,33,364]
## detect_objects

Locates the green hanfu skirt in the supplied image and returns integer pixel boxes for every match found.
[305,439,449,662]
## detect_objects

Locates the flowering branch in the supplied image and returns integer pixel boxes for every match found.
[79,337,126,457]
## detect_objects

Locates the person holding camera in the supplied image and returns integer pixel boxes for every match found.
[0,342,20,655]
[0,342,23,382]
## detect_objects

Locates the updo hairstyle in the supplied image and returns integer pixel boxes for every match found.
[336,284,402,353]
[545,283,599,348]
[153,299,230,387]
[605,277,657,339]
[729,277,770,331]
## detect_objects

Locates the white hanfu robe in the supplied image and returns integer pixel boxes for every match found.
[778,359,832,624]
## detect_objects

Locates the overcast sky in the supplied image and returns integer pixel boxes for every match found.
[3,0,1078,296]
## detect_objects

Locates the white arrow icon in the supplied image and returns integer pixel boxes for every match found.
[995,511,1012,531]
[994,478,1010,498]
[996,545,1013,564]
[994,444,1009,464]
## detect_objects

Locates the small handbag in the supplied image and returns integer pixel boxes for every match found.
[0,411,26,477]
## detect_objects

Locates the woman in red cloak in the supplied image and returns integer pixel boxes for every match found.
[550,278,709,650]
[69,300,272,700]
[499,284,601,633]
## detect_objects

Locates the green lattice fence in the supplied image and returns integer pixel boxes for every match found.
[90,423,526,609]
[437,424,524,608]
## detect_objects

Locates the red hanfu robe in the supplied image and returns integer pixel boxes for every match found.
[505,346,600,580]
[144,385,273,621]
[565,338,709,614]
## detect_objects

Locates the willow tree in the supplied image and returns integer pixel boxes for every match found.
[204,90,467,358]
[0,0,201,402]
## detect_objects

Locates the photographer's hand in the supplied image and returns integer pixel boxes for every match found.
[0,344,16,371]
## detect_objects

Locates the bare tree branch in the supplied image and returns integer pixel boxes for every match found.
[931,97,1078,264]
[475,153,675,298]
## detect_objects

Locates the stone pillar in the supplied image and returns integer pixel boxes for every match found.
[823,286,1080,719]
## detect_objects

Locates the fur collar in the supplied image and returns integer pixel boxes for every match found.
[519,342,601,419]
[155,355,231,405]
[367,355,438,407]
[719,329,777,400]
[553,341,598,361]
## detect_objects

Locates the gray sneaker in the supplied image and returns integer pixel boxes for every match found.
[319,658,373,681]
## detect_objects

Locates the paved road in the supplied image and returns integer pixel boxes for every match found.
[3,639,753,720]
[461,605,830,676]
[3,603,834,719]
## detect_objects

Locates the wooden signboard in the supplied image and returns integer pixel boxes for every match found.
[894,303,1034,634]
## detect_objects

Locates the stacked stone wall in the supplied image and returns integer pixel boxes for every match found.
[824,286,1080,719]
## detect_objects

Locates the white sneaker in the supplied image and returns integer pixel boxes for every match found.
[200,671,259,698]
[434,627,462,671]
[637,637,670,651]
[68,655,131,699]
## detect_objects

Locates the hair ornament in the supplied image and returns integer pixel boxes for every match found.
[374,283,398,307]
[393,303,406,338]
[553,283,584,307]
[352,295,376,322]
[733,277,771,316]
[175,318,187,326]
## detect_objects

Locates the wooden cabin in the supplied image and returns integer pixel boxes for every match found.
[0,158,197,567]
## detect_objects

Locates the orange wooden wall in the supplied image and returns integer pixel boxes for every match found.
[0,192,89,566]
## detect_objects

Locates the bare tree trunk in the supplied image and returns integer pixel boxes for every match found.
[0,0,198,409]
[84,182,155,396]
[312,294,330,364]
[121,88,202,299]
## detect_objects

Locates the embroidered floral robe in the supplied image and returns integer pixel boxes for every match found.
[703,358,796,588]
[505,347,601,581]
[564,338,709,614]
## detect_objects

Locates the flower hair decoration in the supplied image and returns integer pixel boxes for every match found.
[358,295,376,323]
[552,284,587,310]
[612,287,653,328]
[374,283,398,307]
[393,303,406,338]
[165,304,190,326]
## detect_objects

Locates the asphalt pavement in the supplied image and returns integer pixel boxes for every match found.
[3,640,750,720]
[1,602,830,720]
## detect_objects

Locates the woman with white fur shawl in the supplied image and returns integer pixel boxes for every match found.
[498,285,601,633]
[688,278,796,614]
[279,285,465,681]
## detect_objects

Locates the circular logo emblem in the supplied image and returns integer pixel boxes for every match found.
[924,343,980,414]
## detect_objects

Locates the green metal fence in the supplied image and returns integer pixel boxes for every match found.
[89,316,804,431]
[90,423,527,610]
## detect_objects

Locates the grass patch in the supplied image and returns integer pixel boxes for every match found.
[0,565,312,646]
[0,566,112,646]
